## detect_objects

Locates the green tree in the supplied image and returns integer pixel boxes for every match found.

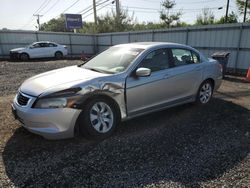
[160,0,182,28]
[132,22,165,31]
[96,9,134,33]
[40,14,70,32]
[236,0,250,14]
[236,0,250,21]
[216,11,238,24]
[195,8,215,25]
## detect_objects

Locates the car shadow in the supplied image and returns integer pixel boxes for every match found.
[2,98,250,187]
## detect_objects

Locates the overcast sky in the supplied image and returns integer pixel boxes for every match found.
[0,0,239,30]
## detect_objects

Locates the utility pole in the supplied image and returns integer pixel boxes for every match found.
[33,14,43,30]
[244,0,249,22]
[93,0,97,25]
[116,0,120,20]
[225,0,230,23]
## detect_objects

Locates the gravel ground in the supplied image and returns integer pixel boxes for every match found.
[0,60,250,187]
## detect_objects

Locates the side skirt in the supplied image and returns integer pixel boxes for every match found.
[122,96,195,121]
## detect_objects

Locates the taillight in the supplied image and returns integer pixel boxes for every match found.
[218,63,223,73]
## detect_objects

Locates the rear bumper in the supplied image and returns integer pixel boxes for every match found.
[214,78,222,91]
[12,96,81,140]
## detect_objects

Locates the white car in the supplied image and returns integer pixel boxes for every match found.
[10,41,68,61]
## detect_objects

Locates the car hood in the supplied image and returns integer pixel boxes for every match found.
[20,66,107,96]
[10,47,26,52]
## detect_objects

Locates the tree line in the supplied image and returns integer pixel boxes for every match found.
[40,0,249,33]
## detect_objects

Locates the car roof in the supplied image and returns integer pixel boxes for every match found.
[114,42,190,50]
[33,41,56,44]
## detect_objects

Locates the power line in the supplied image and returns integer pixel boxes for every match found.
[77,0,104,14]
[77,4,92,14]
[42,0,61,16]
[176,0,220,4]
[35,0,51,14]
[126,0,219,5]
[19,0,50,29]
[121,5,159,11]
[62,0,81,13]
[81,0,111,16]
[82,1,115,19]
[34,0,50,14]
[53,0,82,19]
[119,5,225,12]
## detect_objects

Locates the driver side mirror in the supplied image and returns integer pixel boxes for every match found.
[136,67,151,77]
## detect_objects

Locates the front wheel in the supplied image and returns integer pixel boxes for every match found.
[196,80,213,104]
[79,98,118,140]
[20,53,29,61]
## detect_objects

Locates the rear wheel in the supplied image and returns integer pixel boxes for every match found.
[20,53,29,61]
[78,98,118,140]
[196,80,213,104]
[55,51,63,59]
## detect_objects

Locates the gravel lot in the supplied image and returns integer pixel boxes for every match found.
[0,60,250,187]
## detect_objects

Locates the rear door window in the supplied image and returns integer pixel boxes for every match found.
[49,43,57,47]
[171,48,200,67]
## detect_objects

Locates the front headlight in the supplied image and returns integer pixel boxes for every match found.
[34,98,67,108]
[33,88,82,109]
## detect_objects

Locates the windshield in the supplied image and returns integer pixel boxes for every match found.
[82,47,144,74]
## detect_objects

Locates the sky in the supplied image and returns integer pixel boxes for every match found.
[0,0,240,30]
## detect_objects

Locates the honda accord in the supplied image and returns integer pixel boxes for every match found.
[12,42,222,140]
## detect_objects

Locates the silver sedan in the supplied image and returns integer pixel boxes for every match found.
[12,42,222,140]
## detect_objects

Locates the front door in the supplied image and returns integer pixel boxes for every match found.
[126,48,176,116]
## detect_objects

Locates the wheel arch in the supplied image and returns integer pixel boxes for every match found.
[74,93,122,134]
[55,51,63,56]
[202,77,215,89]
[20,52,30,59]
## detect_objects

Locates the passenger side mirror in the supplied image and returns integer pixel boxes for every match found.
[136,67,151,77]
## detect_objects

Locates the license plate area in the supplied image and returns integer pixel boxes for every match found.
[11,104,24,124]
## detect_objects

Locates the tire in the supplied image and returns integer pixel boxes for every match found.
[55,51,63,59]
[196,80,214,104]
[20,53,29,61]
[78,98,119,140]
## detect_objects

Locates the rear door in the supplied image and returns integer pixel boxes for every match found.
[47,43,58,57]
[39,43,52,57]
[168,48,203,99]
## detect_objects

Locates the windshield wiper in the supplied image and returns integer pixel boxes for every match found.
[84,67,112,74]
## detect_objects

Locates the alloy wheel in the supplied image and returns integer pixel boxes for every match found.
[199,83,212,104]
[90,102,114,133]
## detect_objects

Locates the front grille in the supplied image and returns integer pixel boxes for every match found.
[17,92,30,106]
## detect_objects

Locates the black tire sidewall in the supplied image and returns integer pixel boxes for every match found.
[20,53,29,61]
[55,51,63,59]
[79,98,118,140]
[196,80,213,105]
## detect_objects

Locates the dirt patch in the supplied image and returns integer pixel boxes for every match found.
[0,60,249,187]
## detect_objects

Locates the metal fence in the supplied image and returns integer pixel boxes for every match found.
[0,30,95,58]
[1,23,250,71]
[97,23,250,71]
